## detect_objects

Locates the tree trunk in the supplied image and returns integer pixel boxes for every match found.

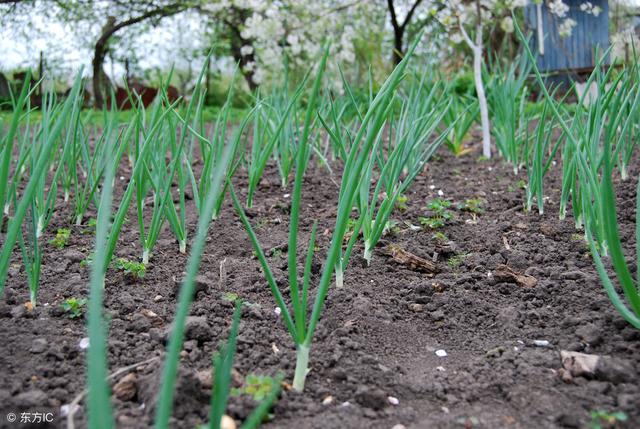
[92,37,109,109]
[228,24,258,91]
[90,6,185,109]
[473,32,491,158]
[392,27,404,65]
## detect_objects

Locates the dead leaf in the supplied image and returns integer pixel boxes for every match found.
[113,373,137,401]
[141,309,164,326]
[493,265,537,287]
[383,244,438,275]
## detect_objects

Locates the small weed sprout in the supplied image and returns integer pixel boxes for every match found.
[447,252,470,269]
[383,219,401,235]
[395,195,409,212]
[49,228,71,249]
[61,297,87,319]
[419,198,454,229]
[433,232,449,243]
[232,374,279,402]
[80,255,93,268]
[222,292,239,303]
[458,198,485,214]
[114,258,146,279]
[589,410,628,429]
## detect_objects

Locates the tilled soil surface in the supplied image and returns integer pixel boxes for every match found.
[1,143,639,429]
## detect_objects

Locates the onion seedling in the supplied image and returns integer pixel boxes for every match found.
[232,36,422,390]
[0,71,84,294]
[230,43,329,391]
[524,99,563,214]
[182,67,251,221]
[359,75,449,265]
[441,94,479,157]
[85,103,119,429]
[577,135,640,329]
[17,198,42,306]
[487,55,530,173]
[0,70,33,219]
[245,78,308,207]
[154,101,244,429]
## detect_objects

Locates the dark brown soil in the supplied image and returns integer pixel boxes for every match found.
[1,140,639,429]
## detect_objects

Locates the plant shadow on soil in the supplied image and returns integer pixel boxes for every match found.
[0,138,639,429]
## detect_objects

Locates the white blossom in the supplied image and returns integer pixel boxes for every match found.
[501,16,514,33]
[558,18,577,37]
[548,0,570,18]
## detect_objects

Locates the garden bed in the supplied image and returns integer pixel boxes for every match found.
[1,142,638,429]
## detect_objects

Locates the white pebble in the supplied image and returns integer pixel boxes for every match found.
[429,185,436,190]
[60,405,70,417]
[274,307,281,316]
[283,194,290,198]
[79,337,90,350]
[436,366,446,372]
[322,395,334,405]
[340,401,350,407]
[441,406,450,414]
[533,340,550,347]
[388,396,399,405]
[392,425,407,429]
[435,349,447,357]
[437,190,444,196]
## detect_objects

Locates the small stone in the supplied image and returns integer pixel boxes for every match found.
[435,349,447,357]
[561,351,633,384]
[153,295,164,302]
[322,395,334,405]
[533,340,550,347]
[221,415,236,429]
[485,346,504,358]
[388,396,399,405]
[30,338,48,354]
[113,373,137,401]
[430,310,445,321]
[408,303,424,312]
[79,337,90,350]
[391,425,407,429]
[196,369,213,389]
[141,309,163,327]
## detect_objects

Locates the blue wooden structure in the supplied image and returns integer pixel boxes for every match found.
[524,0,610,73]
